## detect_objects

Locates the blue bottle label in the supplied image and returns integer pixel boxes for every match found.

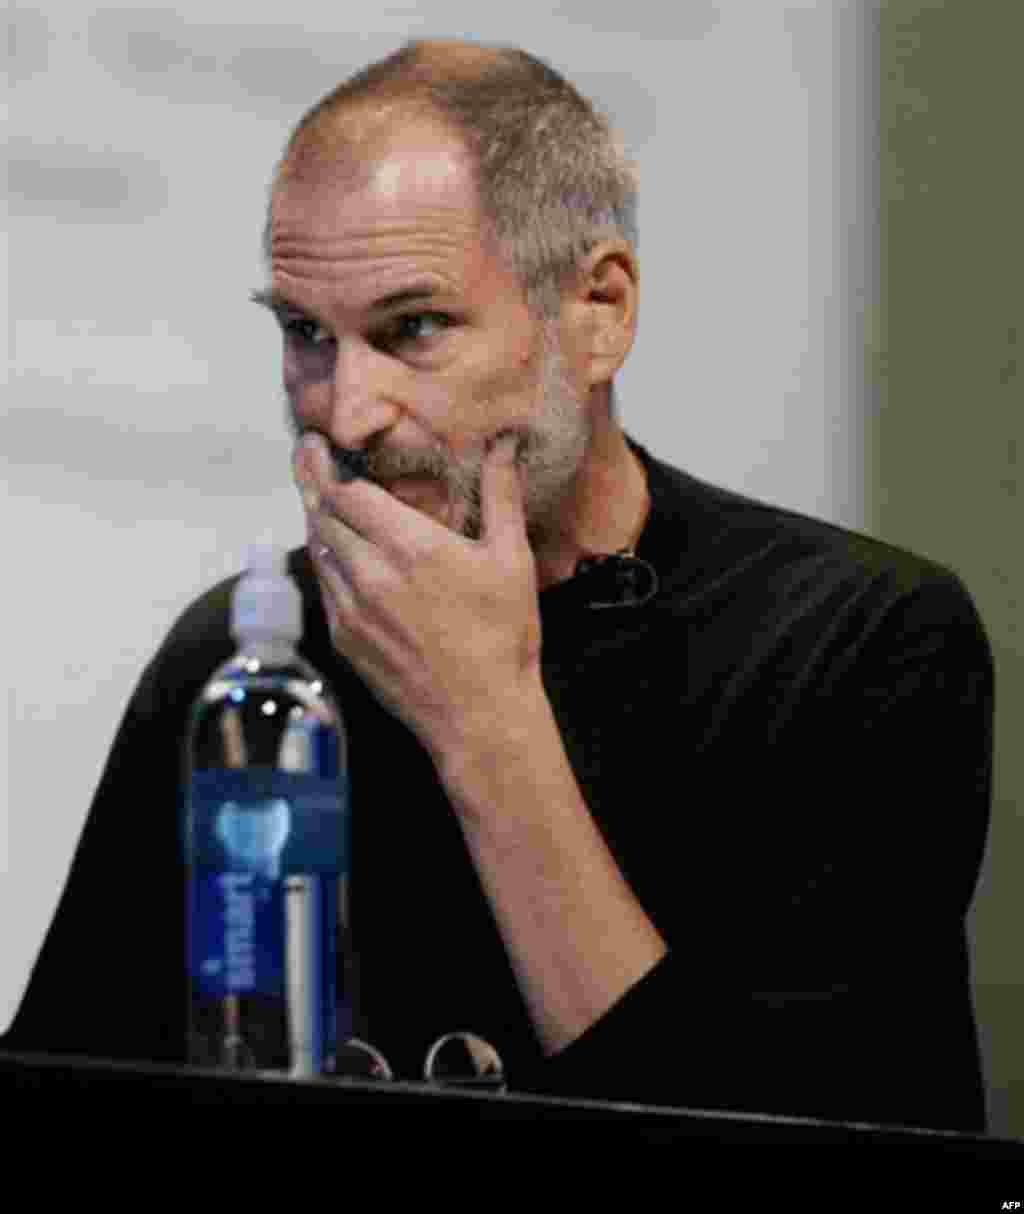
[186,768,350,876]
[185,768,349,1065]
[190,870,285,997]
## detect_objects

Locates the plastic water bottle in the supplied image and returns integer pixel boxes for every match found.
[183,543,352,1077]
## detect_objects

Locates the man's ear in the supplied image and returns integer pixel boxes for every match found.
[561,240,639,389]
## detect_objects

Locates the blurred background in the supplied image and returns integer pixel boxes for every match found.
[3,1,1020,1136]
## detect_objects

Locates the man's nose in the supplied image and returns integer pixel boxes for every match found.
[323,336,403,450]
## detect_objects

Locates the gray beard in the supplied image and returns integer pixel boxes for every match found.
[284,343,591,542]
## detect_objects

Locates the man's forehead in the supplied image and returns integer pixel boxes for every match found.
[368,145,468,201]
[268,179,484,271]
[280,113,473,196]
[271,136,481,243]
[267,118,511,307]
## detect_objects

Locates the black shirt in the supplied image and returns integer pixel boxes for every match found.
[4,439,994,1130]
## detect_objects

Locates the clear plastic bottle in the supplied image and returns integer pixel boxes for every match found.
[183,544,352,1077]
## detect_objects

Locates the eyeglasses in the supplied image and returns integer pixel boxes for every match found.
[189,1005,505,1090]
[335,1032,506,1092]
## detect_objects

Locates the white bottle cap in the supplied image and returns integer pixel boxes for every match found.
[231,542,302,644]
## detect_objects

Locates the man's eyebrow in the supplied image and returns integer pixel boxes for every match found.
[249,285,443,315]
[250,287,296,312]
[369,285,442,312]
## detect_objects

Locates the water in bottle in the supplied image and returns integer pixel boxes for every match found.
[183,544,352,1076]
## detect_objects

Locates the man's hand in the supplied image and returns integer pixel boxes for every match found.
[294,432,542,767]
[295,432,665,1055]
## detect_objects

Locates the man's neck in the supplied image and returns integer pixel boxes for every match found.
[533,418,650,591]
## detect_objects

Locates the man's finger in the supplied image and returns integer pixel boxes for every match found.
[308,516,358,620]
[293,433,333,511]
[481,433,526,548]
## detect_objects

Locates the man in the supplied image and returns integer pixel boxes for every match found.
[4,40,993,1131]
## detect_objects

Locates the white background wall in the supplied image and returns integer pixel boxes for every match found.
[4,1,1018,1136]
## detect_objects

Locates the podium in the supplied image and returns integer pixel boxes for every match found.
[2,1050,1019,1154]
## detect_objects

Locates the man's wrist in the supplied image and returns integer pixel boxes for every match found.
[430,671,668,1055]
[428,667,558,826]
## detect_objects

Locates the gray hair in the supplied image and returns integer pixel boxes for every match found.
[264,39,638,322]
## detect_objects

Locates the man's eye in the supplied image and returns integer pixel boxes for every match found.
[280,311,450,350]
[282,316,333,346]
[390,313,451,343]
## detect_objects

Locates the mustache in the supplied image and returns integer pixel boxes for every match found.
[286,398,535,484]
[325,440,451,483]
[305,431,535,485]
[286,403,448,482]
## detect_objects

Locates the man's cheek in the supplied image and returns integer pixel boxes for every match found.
[467,355,539,426]
[401,375,463,435]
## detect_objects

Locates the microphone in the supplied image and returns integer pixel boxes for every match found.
[571,549,659,610]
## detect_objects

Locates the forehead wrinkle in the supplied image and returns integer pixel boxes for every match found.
[269,206,479,244]
[270,222,484,301]
[270,222,474,256]
[269,220,480,279]
[273,267,458,304]
[271,242,471,286]
[271,252,467,317]
[269,168,513,311]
